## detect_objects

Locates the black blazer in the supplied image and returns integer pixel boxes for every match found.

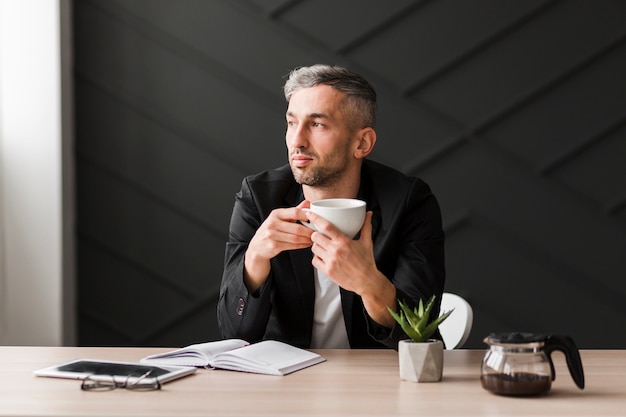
[218,159,445,349]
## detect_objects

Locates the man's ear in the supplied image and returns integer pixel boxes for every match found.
[354,127,377,159]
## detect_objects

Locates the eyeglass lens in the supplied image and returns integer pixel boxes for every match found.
[81,372,161,391]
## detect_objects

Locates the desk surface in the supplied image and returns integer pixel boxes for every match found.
[0,346,624,417]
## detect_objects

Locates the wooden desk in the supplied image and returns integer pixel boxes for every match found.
[0,347,624,416]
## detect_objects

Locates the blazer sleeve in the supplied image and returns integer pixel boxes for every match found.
[364,177,446,349]
[217,177,273,342]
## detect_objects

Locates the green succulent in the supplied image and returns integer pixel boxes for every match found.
[387,295,453,343]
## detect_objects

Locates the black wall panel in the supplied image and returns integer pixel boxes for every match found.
[74,0,626,348]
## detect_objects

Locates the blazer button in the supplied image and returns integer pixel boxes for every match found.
[236,298,245,316]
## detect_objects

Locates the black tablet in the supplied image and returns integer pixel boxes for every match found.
[34,358,197,384]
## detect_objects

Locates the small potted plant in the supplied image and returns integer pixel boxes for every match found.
[387,295,453,382]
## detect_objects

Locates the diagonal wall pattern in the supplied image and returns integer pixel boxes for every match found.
[74,0,626,348]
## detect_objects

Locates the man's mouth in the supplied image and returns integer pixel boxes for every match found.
[291,155,314,168]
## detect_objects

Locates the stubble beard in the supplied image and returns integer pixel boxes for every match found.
[290,148,350,188]
[292,164,345,187]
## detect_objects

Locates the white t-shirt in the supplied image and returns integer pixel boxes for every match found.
[310,268,350,349]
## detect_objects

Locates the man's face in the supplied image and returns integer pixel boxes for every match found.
[285,85,358,187]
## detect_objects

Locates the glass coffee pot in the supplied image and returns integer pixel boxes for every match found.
[481,332,585,396]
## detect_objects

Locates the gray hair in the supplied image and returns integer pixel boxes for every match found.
[283,64,377,129]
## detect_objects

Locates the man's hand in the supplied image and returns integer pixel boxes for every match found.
[244,201,313,293]
[307,210,397,327]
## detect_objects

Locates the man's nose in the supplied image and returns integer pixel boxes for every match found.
[288,125,308,148]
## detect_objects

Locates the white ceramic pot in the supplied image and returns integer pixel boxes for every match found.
[397,339,444,382]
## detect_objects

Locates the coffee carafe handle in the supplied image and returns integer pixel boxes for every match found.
[544,334,585,389]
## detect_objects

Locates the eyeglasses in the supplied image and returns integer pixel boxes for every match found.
[81,370,161,392]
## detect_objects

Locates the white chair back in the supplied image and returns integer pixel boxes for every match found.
[439,292,473,349]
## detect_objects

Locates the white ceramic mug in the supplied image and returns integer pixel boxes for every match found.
[303,198,366,238]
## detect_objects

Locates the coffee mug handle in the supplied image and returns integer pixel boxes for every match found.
[299,208,317,231]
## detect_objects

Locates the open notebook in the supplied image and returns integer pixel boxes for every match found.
[140,339,325,376]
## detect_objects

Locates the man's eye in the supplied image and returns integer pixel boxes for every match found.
[312,122,324,128]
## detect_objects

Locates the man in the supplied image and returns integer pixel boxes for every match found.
[218,65,445,349]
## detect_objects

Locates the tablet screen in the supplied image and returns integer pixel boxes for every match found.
[34,359,197,383]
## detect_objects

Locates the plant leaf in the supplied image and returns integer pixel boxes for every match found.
[417,298,424,318]
[399,300,417,328]
[421,309,454,341]
[387,306,422,341]
[387,295,454,343]
[387,306,405,326]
